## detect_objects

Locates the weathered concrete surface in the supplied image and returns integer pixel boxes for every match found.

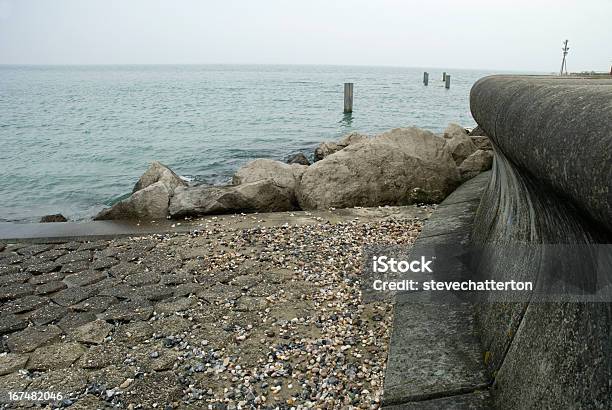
[470,75,612,233]
[383,173,491,407]
[384,390,492,409]
[470,76,612,409]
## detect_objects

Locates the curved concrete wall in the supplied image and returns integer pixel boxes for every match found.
[469,76,612,409]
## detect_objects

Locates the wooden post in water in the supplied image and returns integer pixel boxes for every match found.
[344,83,354,113]
[423,72,429,86]
[442,72,446,81]
[445,74,451,89]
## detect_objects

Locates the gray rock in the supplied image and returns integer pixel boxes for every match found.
[94,181,171,220]
[459,149,493,181]
[443,123,469,139]
[169,179,295,218]
[3,295,48,313]
[314,132,368,161]
[6,325,63,353]
[70,296,118,313]
[132,161,187,193]
[232,159,307,205]
[35,280,67,295]
[297,127,460,210]
[0,353,29,376]
[286,153,310,166]
[39,214,68,223]
[51,286,97,307]
[0,314,27,335]
[27,342,85,370]
[445,133,477,165]
[27,304,68,326]
[0,283,34,302]
[314,141,341,161]
[100,300,153,322]
[470,135,493,150]
[95,162,187,221]
[71,320,114,344]
[63,270,107,287]
[57,312,96,333]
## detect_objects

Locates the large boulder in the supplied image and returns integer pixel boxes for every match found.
[232,159,307,205]
[314,132,368,161]
[445,134,477,165]
[95,161,186,221]
[169,179,294,218]
[95,181,171,220]
[133,161,187,193]
[443,123,469,139]
[297,127,460,209]
[459,149,493,181]
[286,153,310,166]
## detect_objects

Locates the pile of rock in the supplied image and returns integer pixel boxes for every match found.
[444,123,494,181]
[94,124,494,221]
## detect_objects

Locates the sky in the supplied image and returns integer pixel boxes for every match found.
[0,0,610,72]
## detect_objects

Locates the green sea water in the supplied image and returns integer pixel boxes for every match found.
[0,64,499,222]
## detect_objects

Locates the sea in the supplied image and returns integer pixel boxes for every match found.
[0,64,502,222]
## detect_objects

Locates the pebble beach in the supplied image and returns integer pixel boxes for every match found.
[0,205,433,409]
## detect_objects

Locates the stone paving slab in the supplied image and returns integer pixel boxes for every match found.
[382,173,492,407]
[0,204,433,408]
[383,390,492,409]
[383,302,489,405]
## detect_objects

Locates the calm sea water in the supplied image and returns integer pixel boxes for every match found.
[0,65,497,222]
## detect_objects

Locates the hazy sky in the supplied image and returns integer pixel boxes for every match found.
[0,0,610,71]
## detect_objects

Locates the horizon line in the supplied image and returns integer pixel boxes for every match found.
[0,62,552,73]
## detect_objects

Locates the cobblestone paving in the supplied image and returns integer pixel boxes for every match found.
[0,208,431,409]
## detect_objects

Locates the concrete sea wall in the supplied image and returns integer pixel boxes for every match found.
[469,76,611,408]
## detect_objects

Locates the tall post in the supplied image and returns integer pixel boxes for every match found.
[344,83,353,113]
[443,72,446,81]
[445,74,451,89]
[423,72,429,86]
[560,40,569,76]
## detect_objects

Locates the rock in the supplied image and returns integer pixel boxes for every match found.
[95,162,187,221]
[63,270,107,287]
[469,125,488,136]
[443,123,469,139]
[169,179,295,218]
[0,314,27,335]
[470,136,493,150]
[94,181,171,220]
[6,325,63,353]
[233,159,307,205]
[314,132,368,161]
[286,153,310,166]
[445,134,477,165]
[459,149,494,181]
[314,141,341,161]
[99,300,153,322]
[0,353,29,376]
[40,214,67,223]
[297,127,460,209]
[132,161,187,193]
[71,320,114,344]
[27,342,85,370]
